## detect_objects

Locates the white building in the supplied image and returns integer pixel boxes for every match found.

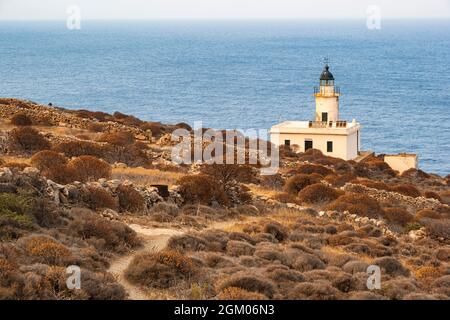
[270,64,361,161]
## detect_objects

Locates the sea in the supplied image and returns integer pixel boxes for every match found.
[0,20,449,175]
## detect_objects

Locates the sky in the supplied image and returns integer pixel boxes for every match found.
[0,0,449,20]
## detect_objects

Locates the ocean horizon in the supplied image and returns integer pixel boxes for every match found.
[0,19,449,175]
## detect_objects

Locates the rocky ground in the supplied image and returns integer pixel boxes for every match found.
[0,98,449,300]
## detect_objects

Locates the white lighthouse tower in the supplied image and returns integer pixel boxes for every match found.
[270,63,362,160]
[314,64,340,123]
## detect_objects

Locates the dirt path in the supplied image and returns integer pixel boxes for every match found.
[108,218,259,300]
[108,224,183,300]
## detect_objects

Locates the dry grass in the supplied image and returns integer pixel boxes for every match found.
[112,167,185,186]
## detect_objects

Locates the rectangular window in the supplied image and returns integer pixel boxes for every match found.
[327,141,333,153]
[284,140,291,146]
[321,112,328,122]
[305,140,313,151]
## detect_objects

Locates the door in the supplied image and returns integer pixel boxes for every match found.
[305,140,313,151]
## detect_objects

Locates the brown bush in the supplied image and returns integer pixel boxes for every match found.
[70,210,140,252]
[31,150,68,171]
[294,164,332,176]
[421,219,450,241]
[260,174,284,190]
[1,162,28,171]
[218,273,276,298]
[97,131,135,146]
[424,191,442,202]
[43,163,79,184]
[53,140,111,159]
[226,240,256,257]
[10,113,32,126]
[326,193,384,218]
[415,209,442,221]
[298,183,342,204]
[271,192,302,205]
[284,174,321,195]
[9,127,51,153]
[200,164,255,184]
[217,287,266,300]
[178,174,229,206]
[390,184,421,198]
[288,281,341,300]
[125,250,197,288]
[86,122,106,133]
[82,186,117,210]
[113,112,143,127]
[373,257,410,277]
[21,236,72,266]
[324,173,356,187]
[140,122,165,137]
[116,185,145,213]
[67,156,112,182]
[353,179,391,191]
[263,222,288,242]
[382,207,414,226]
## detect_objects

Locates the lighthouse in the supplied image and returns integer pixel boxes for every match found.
[269,63,362,161]
[314,64,340,123]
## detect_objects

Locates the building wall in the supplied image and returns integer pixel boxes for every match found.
[315,96,339,122]
[271,132,357,160]
[384,154,418,174]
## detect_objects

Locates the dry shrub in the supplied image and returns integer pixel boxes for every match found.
[217,287,266,300]
[68,156,112,182]
[97,131,135,146]
[112,112,143,127]
[218,273,276,298]
[424,191,442,202]
[373,256,410,277]
[53,140,111,159]
[415,266,442,279]
[70,210,140,252]
[324,173,356,187]
[87,122,106,133]
[260,174,284,190]
[9,127,51,153]
[226,240,256,257]
[200,164,255,184]
[140,122,165,137]
[421,219,450,241]
[390,184,421,198]
[265,267,305,283]
[10,113,33,126]
[415,209,442,221]
[177,174,229,206]
[292,253,326,272]
[21,236,71,266]
[294,164,332,176]
[82,186,117,210]
[435,248,450,262]
[116,185,145,213]
[298,183,342,204]
[288,281,341,300]
[31,150,68,171]
[284,174,321,195]
[401,168,430,179]
[168,234,208,252]
[364,157,395,174]
[1,162,28,171]
[125,250,197,288]
[263,222,288,242]
[43,164,79,184]
[327,193,384,218]
[353,179,391,191]
[439,190,450,205]
[382,207,414,227]
[271,192,302,205]
[30,198,62,228]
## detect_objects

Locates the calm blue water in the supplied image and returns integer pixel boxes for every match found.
[0,20,449,175]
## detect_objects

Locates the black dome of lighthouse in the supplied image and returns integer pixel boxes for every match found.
[320,64,334,81]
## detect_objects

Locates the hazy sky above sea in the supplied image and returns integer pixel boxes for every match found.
[0,0,449,20]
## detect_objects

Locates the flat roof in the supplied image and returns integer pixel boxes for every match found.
[270,120,361,135]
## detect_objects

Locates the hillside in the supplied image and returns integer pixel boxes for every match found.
[0,98,449,300]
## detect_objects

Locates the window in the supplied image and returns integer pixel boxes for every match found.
[305,140,313,151]
[327,141,333,153]
[321,112,328,122]
[284,140,291,146]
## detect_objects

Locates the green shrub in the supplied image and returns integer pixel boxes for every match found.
[0,194,34,230]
